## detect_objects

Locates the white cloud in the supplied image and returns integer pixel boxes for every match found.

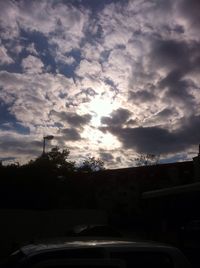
[0,71,75,128]
[0,0,90,61]
[26,43,38,55]
[81,42,104,62]
[75,59,102,78]
[0,44,14,65]
[55,52,75,65]
[21,55,44,74]
[0,0,20,40]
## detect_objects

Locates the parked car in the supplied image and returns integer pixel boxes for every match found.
[3,238,191,268]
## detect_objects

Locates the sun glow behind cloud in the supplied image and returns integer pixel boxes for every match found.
[88,97,118,126]
[82,126,121,150]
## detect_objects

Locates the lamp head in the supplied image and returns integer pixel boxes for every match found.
[44,135,54,140]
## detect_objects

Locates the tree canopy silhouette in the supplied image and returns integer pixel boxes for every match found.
[28,146,76,173]
[26,147,105,174]
[134,153,160,166]
[78,157,105,173]
[0,147,105,209]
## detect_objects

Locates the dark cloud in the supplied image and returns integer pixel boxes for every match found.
[159,69,195,105]
[155,0,173,13]
[116,156,122,163]
[126,119,138,126]
[189,42,200,73]
[0,136,42,156]
[81,88,98,97]
[161,24,185,35]
[178,0,200,28]
[107,126,180,154]
[151,39,189,69]
[151,38,200,109]
[104,77,119,97]
[129,90,155,103]
[180,115,200,146]
[66,0,128,12]
[156,108,178,118]
[65,113,92,127]
[101,108,131,126]
[103,114,200,155]
[74,88,98,103]
[61,128,81,141]
[50,110,92,128]
[99,151,114,162]
[151,37,200,78]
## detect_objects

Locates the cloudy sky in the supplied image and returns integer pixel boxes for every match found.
[0,0,200,168]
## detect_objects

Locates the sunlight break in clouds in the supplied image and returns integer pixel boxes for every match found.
[0,0,200,168]
[89,98,115,126]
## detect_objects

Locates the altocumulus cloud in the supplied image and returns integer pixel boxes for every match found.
[0,0,200,168]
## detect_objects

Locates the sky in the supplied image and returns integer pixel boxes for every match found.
[0,0,200,168]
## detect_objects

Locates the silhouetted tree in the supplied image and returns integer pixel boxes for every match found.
[0,148,106,209]
[134,153,160,167]
[28,146,75,173]
[78,157,105,173]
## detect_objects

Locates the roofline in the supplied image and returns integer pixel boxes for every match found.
[98,160,193,173]
[142,181,200,199]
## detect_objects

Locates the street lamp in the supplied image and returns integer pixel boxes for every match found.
[42,135,54,155]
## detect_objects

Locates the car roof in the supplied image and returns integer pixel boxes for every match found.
[18,238,175,256]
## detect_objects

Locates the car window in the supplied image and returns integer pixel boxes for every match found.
[110,251,174,268]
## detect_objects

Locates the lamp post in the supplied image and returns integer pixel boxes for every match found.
[42,135,54,155]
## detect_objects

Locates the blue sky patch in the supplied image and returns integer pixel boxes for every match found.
[20,29,57,73]
[0,101,30,135]
[58,49,82,78]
